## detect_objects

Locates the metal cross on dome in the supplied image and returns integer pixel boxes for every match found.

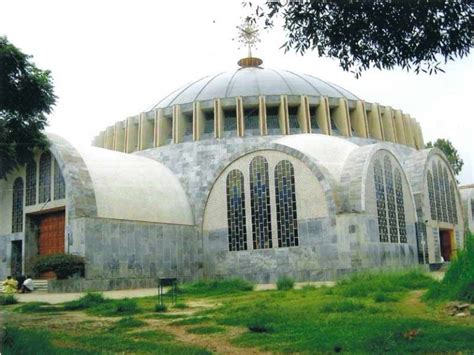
[236,17,261,58]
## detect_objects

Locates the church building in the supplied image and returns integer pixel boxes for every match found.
[0,54,466,291]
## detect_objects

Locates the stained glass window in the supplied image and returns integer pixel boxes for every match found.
[443,167,453,224]
[39,152,51,203]
[427,171,436,220]
[275,160,298,247]
[250,156,272,249]
[374,160,388,242]
[25,162,36,206]
[12,178,24,233]
[432,162,442,221]
[384,157,398,243]
[449,182,458,224]
[54,159,66,200]
[288,107,301,134]
[394,169,407,243]
[226,170,247,251]
[438,162,448,222]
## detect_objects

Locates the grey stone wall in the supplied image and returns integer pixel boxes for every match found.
[0,233,24,280]
[135,136,281,225]
[77,217,202,283]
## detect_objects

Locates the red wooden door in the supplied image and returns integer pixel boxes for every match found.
[38,212,65,255]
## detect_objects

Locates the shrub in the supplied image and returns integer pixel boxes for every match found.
[63,292,106,310]
[31,253,84,279]
[155,303,168,313]
[425,233,474,303]
[180,278,254,296]
[276,276,295,291]
[0,295,17,305]
[114,299,138,314]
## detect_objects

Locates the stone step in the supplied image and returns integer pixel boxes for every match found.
[32,280,49,291]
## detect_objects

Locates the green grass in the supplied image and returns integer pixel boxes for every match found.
[186,325,226,334]
[88,298,140,316]
[63,292,106,310]
[210,270,474,353]
[425,232,474,303]
[179,278,254,296]
[15,302,61,313]
[276,276,295,291]
[110,316,145,330]
[334,269,435,298]
[320,299,367,313]
[155,303,168,312]
[0,294,17,305]
[173,302,188,309]
[171,316,211,326]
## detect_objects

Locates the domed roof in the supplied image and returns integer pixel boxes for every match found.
[152,66,359,109]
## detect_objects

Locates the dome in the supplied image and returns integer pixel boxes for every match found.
[153,66,359,109]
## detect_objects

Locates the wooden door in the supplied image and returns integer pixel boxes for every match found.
[38,212,65,255]
[439,230,452,262]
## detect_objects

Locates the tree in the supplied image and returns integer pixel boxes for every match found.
[426,138,464,177]
[0,36,55,179]
[246,1,473,77]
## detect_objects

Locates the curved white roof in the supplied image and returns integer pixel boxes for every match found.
[77,146,194,225]
[153,67,359,109]
[273,134,358,181]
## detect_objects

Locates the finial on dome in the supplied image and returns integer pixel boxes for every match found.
[235,17,263,68]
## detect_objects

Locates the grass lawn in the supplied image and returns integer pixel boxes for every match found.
[2,270,473,354]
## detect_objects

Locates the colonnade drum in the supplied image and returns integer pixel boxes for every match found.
[92,66,424,153]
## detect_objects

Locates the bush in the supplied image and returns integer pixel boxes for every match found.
[31,253,84,280]
[155,303,168,313]
[276,276,295,291]
[111,317,145,330]
[425,233,474,303]
[0,295,17,305]
[114,299,138,314]
[15,302,59,313]
[63,292,106,310]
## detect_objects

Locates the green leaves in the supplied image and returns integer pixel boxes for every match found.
[0,36,55,179]
[426,138,464,177]
[246,1,473,77]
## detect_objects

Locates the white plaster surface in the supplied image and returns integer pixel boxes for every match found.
[77,145,194,225]
[274,134,358,181]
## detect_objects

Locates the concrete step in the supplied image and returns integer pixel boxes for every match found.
[32,280,49,291]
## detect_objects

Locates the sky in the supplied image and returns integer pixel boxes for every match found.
[1,0,472,184]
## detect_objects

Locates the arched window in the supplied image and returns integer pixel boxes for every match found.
[443,167,453,224]
[427,171,436,220]
[374,160,388,242]
[249,156,272,249]
[54,159,66,200]
[226,170,247,251]
[12,178,24,233]
[438,162,447,222]
[432,162,442,221]
[39,152,51,203]
[384,157,398,243]
[25,162,37,206]
[394,169,407,243]
[275,160,298,247]
[449,182,458,224]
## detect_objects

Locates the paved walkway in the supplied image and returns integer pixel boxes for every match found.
[11,281,336,304]
[13,288,159,304]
